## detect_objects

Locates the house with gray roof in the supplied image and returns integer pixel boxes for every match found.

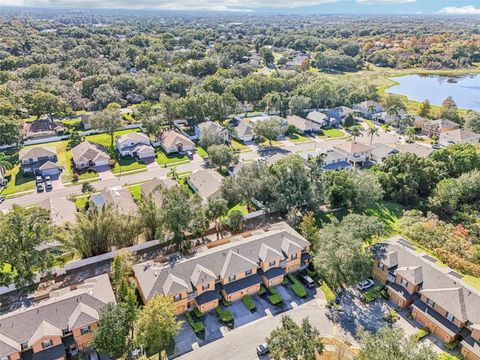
[231,119,255,142]
[133,222,311,314]
[198,121,230,144]
[306,111,329,127]
[140,177,177,207]
[19,146,62,177]
[186,169,224,205]
[116,132,155,160]
[395,143,434,158]
[422,118,460,138]
[286,115,321,134]
[0,274,114,360]
[371,143,398,163]
[89,188,139,216]
[372,236,480,360]
[439,128,480,147]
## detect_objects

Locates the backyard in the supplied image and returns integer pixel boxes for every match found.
[156,149,190,166]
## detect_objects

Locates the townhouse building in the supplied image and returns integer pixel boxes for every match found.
[0,274,115,360]
[372,237,480,360]
[133,222,311,314]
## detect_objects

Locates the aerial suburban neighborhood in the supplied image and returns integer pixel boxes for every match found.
[1,4,480,360]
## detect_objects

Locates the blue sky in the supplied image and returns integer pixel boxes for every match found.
[1,0,480,14]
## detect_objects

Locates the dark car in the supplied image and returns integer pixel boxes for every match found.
[0,196,4,204]
[299,274,315,288]
[256,342,269,356]
[45,180,53,191]
[36,183,44,192]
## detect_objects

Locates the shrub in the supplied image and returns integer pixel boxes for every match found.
[268,287,283,306]
[286,274,307,298]
[185,311,205,334]
[242,295,256,312]
[193,307,205,319]
[306,268,317,278]
[443,340,459,351]
[414,327,430,342]
[362,285,384,303]
[383,309,399,324]
[258,285,267,296]
[221,298,232,307]
[282,277,291,286]
[216,307,234,324]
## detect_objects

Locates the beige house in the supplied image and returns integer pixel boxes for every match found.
[133,222,311,314]
[286,115,321,134]
[159,130,195,154]
[19,146,61,176]
[333,141,372,166]
[71,141,110,170]
[0,274,115,360]
[395,143,434,158]
[439,129,480,147]
[140,177,177,207]
[186,169,224,204]
[89,188,139,216]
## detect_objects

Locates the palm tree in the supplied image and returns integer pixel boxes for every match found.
[0,153,13,177]
[386,105,400,127]
[402,114,415,128]
[367,103,376,116]
[367,127,379,145]
[167,167,179,180]
[350,126,362,141]
[405,126,416,143]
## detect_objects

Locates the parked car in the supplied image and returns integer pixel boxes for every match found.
[186,151,194,160]
[45,180,53,191]
[0,196,4,204]
[256,342,269,356]
[299,274,315,288]
[35,175,42,184]
[36,183,44,192]
[432,144,442,149]
[44,175,51,182]
[357,279,375,291]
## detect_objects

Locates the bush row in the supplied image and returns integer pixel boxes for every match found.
[185,311,205,335]
[268,287,283,306]
[287,274,307,298]
[216,307,234,324]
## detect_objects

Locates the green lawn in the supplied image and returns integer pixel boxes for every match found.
[318,128,346,139]
[77,170,99,181]
[1,164,36,196]
[126,184,142,201]
[320,282,336,303]
[256,138,283,147]
[287,133,314,143]
[196,146,208,158]
[228,202,249,216]
[156,149,190,166]
[112,158,146,174]
[63,118,83,131]
[85,128,141,149]
[75,196,89,210]
[365,120,375,129]
[231,139,250,152]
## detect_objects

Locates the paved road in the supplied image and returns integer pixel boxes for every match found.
[177,294,356,360]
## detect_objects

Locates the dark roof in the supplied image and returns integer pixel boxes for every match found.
[412,300,461,335]
[195,290,221,306]
[222,274,261,296]
[387,282,417,302]
[62,334,76,347]
[259,267,285,280]
[31,344,66,360]
[322,161,351,171]
[301,252,312,262]
[461,336,480,357]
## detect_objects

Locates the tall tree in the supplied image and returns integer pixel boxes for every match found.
[208,144,237,170]
[350,126,362,141]
[356,326,437,360]
[207,198,229,239]
[0,152,13,175]
[464,111,480,134]
[254,117,286,146]
[90,108,122,148]
[0,115,22,146]
[266,315,323,360]
[26,90,68,118]
[134,295,182,355]
[138,194,163,241]
[367,127,379,145]
[417,100,431,118]
[0,206,54,287]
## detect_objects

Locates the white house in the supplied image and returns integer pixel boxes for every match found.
[333,141,372,166]
[439,129,480,147]
[116,132,155,159]
[233,120,255,142]
[159,130,196,154]
[354,101,384,118]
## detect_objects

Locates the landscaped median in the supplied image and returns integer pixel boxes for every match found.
[242,294,256,312]
[185,311,205,335]
[286,274,308,298]
[216,307,234,328]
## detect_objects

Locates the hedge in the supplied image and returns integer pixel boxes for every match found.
[216,307,234,324]
[242,295,256,312]
[185,311,205,334]
[258,284,267,296]
[414,327,430,342]
[193,307,205,319]
[268,287,283,306]
[443,340,459,351]
[287,274,307,298]
[282,277,291,286]
[221,298,232,307]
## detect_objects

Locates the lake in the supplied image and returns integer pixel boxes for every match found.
[385,74,480,111]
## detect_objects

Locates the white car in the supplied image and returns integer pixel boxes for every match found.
[357,279,375,291]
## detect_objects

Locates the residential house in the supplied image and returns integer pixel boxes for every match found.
[133,222,311,314]
[306,111,329,127]
[71,141,110,170]
[439,129,480,147]
[307,149,351,171]
[0,274,115,360]
[412,115,428,129]
[80,114,92,130]
[232,119,255,142]
[23,119,65,140]
[19,146,62,177]
[371,143,398,163]
[326,106,355,125]
[159,130,195,154]
[186,169,224,204]
[333,141,372,166]
[286,115,321,134]
[140,177,177,207]
[372,237,480,360]
[89,188,139,216]
[38,197,77,226]
[116,132,155,160]
[373,109,407,124]
[422,119,460,138]
[199,121,230,144]
[395,143,434,158]
[353,101,384,118]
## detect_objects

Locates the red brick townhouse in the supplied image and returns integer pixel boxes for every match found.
[0,274,115,360]
[372,236,480,360]
[133,222,311,314]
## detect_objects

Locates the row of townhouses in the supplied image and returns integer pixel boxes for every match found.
[0,222,310,360]
[373,236,480,360]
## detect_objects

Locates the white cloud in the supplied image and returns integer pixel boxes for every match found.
[0,0,339,10]
[356,0,415,4]
[438,5,480,15]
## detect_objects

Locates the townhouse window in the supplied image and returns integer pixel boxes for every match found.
[290,253,298,261]
[80,326,91,335]
[202,283,210,291]
[20,342,28,351]
[42,340,53,349]
[377,262,385,270]
[280,260,286,267]
[174,294,182,301]
[187,292,195,300]
[268,260,276,267]
[228,275,236,282]
[446,312,454,322]
[426,298,435,308]
[62,328,70,336]
[400,278,408,288]
[245,269,253,277]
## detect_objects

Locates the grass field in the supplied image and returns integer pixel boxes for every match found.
[320,282,336,303]
[318,128,346,139]
[231,139,250,152]
[75,196,89,210]
[126,184,142,201]
[1,164,36,195]
[85,128,141,148]
[196,146,208,158]
[156,149,190,166]
[287,133,314,143]
[112,158,146,174]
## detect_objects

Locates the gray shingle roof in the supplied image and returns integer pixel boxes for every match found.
[396,266,423,285]
[133,222,309,300]
[18,147,57,161]
[89,188,139,216]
